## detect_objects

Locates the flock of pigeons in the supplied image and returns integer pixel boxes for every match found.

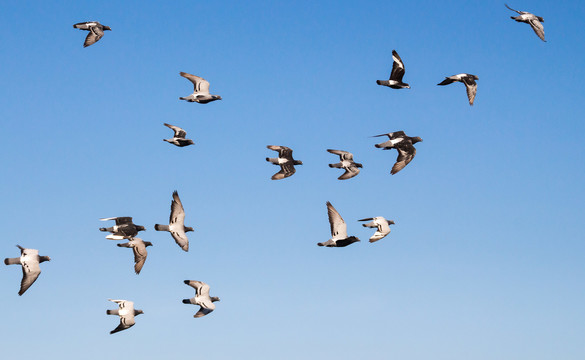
[4,4,547,334]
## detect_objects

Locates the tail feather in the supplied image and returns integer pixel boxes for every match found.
[154,224,169,231]
[377,80,390,86]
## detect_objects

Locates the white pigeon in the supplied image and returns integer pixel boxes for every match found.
[182,280,220,318]
[358,217,395,243]
[106,299,144,334]
[154,191,194,252]
[4,245,51,296]
[179,72,222,103]
[318,202,361,247]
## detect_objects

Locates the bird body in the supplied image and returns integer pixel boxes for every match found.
[266,145,303,180]
[163,123,194,147]
[359,217,395,243]
[73,21,111,47]
[99,217,145,240]
[327,149,362,180]
[179,72,222,103]
[372,131,422,175]
[437,73,479,106]
[318,202,360,247]
[183,280,220,318]
[377,50,410,89]
[4,245,50,296]
[106,299,143,334]
[154,191,193,252]
[117,238,153,274]
[505,4,545,41]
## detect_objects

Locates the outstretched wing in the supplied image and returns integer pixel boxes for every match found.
[271,163,296,180]
[338,166,360,180]
[180,72,211,95]
[528,19,545,41]
[326,201,347,239]
[504,4,524,14]
[169,191,189,251]
[84,26,104,47]
[19,262,41,296]
[194,307,214,318]
[391,143,416,175]
[164,123,187,138]
[389,50,406,82]
[132,241,148,275]
[462,77,478,105]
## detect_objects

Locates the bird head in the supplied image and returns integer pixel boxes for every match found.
[294,160,303,165]
[185,226,195,232]
[214,95,222,100]
[411,136,423,144]
[136,225,146,232]
[356,163,363,168]
[211,296,221,302]
[103,26,112,31]
[388,220,396,225]
[135,310,144,315]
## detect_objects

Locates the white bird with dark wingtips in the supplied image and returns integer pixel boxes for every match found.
[318,202,361,247]
[154,191,194,252]
[505,4,545,42]
[327,149,363,180]
[116,238,153,275]
[99,217,146,240]
[179,72,222,103]
[266,145,303,180]
[163,123,194,147]
[359,217,395,243]
[72,21,111,47]
[437,74,479,106]
[182,280,220,318]
[376,50,410,89]
[106,299,144,334]
[372,131,423,175]
[4,245,51,296]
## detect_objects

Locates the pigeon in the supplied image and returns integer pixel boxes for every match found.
[179,72,222,103]
[318,202,360,247]
[154,191,194,252]
[327,149,363,180]
[106,299,144,334]
[4,245,51,296]
[437,74,479,106]
[359,217,395,243]
[163,123,194,147]
[505,4,545,42]
[373,131,423,175]
[182,280,220,318]
[73,21,111,47]
[117,238,153,275]
[376,50,410,89]
[99,217,146,240]
[266,145,303,180]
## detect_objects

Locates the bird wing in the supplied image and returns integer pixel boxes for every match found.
[462,77,478,105]
[180,72,211,95]
[271,163,296,180]
[19,260,41,296]
[326,201,347,239]
[169,191,185,225]
[327,149,351,160]
[132,241,148,275]
[391,143,416,175]
[338,166,360,180]
[186,280,210,296]
[194,307,214,318]
[504,4,524,14]
[110,316,135,334]
[83,26,104,47]
[164,123,187,139]
[389,50,406,82]
[528,18,545,41]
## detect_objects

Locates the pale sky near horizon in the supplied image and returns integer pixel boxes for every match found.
[1,1,584,359]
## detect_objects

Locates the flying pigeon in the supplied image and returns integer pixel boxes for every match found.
[376,50,410,89]
[116,238,153,275]
[437,74,479,106]
[505,4,545,42]
[318,202,361,247]
[73,21,111,47]
[327,149,363,180]
[373,131,423,175]
[183,280,220,318]
[99,217,146,240]
[163,123,194,147]
[266,145,303,180]
[154,191,194,252]
[4,245,51,296]
[359,217,395,243]
[106,299,144,334]
[179,72,222,103]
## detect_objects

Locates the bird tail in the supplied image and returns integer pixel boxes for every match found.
[376,80,390,86]
[154,224,169,231]
[317,242,325,247]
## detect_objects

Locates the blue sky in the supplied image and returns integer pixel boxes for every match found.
[1,0,584,359]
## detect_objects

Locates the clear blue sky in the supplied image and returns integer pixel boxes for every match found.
[1,1,584,359]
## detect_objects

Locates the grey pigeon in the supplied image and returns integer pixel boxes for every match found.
[73,21,111,47]
[182,280,220,318]
[372,131,423,175]
[376,50,410,89]
[99,217,146,240]
[179,72,222,103]
[437,74,479,106]
[358,217,395,243]
[163,123,194,147]
[117,238,153,275]
[106,299,144,334]
[154,191,194,252]
[505,4,545,42]
[318,202,360,247]
[327,149,363,180]
[4,245,51,296]
[266,145,303,180]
